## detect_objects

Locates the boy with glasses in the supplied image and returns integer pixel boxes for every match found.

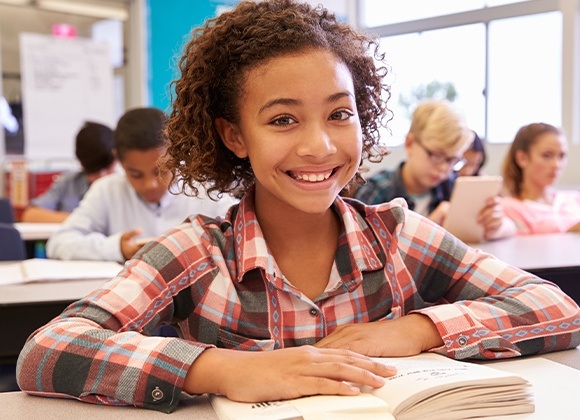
[353,99,514,240]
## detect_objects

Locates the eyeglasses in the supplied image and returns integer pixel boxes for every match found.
[415,139,467,171]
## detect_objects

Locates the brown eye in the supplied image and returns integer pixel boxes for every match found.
[330,110,353,121]
[270,115,297,126]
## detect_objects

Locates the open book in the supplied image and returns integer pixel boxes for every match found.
[0,258,123,285]
[210,353,533,420]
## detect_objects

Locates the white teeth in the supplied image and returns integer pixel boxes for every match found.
[292,171,332,182]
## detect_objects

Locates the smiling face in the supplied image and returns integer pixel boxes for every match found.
[516,131,568,193]
[216,49,362,218]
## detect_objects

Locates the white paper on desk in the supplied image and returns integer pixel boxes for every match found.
[0,258,123,285]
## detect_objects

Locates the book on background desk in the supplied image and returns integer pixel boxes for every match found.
[209,353,533,420]
[0,258,123,285]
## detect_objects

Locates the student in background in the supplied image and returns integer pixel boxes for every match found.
[353,100,513,240]
[18,0,579,413]
[46,107,235,262]
[457,131,486,176]
[501,122,580,234]
[21,122,116,223]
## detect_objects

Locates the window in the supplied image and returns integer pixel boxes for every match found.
[379,25,485,146]
[488,12,561,142]
[362,0,575,145]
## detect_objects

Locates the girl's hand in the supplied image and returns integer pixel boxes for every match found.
[183,346,396,403]
[314,314,443,357]
[478,197,516,240]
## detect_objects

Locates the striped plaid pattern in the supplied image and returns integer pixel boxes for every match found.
[17,190,580,413]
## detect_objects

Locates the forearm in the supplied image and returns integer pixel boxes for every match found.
[417,279,580,358]
[17,310,205,412]
[21,206,70,223]
[484,216,517,240]
[47,230,124,261]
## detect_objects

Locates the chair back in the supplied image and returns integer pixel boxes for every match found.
[0,198,15,223]
[0,222,26,261]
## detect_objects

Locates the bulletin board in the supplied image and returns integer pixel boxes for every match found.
[19,33,115,160]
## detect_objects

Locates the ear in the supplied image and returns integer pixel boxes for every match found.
[404,133,414,153]
[514,149,528,168]
[215,118,248,159]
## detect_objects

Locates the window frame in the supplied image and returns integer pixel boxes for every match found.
[356,0,580,145]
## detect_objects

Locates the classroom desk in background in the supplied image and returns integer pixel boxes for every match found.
[14,222,61,258]
[13,222,61,241]
[473,233,580,303]
[2,348,579,419]
[0,278,104,364]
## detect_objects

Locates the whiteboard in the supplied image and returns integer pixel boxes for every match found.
[19,33,115,160]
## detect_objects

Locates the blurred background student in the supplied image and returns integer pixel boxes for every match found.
[353,99,513,240]
[502,122,580,234]
[47,107,236,262]
[457,131,486,177]
[21,121,116,223]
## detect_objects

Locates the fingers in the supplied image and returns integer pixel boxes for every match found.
[121,228,143,241]
[297,349,395,393]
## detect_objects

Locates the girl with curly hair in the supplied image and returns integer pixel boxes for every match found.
[17,0,579,414]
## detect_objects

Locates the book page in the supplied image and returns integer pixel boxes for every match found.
[0,259,123,284]
[210,393,394,420]
[210,396,303,420]
[363,353,530,418]
[0,262,26,285]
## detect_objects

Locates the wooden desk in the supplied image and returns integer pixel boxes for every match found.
[2,348,579,419]
[474,233,580,303]
[14,222,61,241]
[0,279,104,364]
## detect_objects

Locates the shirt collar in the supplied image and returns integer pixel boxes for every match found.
[231,188,385,284]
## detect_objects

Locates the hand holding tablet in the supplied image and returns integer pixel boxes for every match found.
[443,176,504,243]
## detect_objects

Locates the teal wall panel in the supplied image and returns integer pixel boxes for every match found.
[147,1,239,112]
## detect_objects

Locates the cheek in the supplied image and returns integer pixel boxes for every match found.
[126,177,142,191]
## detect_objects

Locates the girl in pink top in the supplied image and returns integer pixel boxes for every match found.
[502,123,580,234]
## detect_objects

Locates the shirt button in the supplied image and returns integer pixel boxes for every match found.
[152,387,164,401]
[309,308,318,317]
[457,336,468,347]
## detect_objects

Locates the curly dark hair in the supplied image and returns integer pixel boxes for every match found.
[165,0,391,198]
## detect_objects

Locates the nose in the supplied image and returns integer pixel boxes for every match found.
[296,123,337,158]
[144,176,160,190]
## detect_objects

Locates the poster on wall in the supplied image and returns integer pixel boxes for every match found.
[19,33,115,160]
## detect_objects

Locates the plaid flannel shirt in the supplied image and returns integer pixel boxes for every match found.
[17,189,580,413]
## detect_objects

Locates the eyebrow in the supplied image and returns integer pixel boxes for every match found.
[258,91,354,115]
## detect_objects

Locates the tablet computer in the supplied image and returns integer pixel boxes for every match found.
[443,176,503,243]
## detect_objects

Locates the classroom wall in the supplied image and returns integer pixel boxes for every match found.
[147,0,226,113]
